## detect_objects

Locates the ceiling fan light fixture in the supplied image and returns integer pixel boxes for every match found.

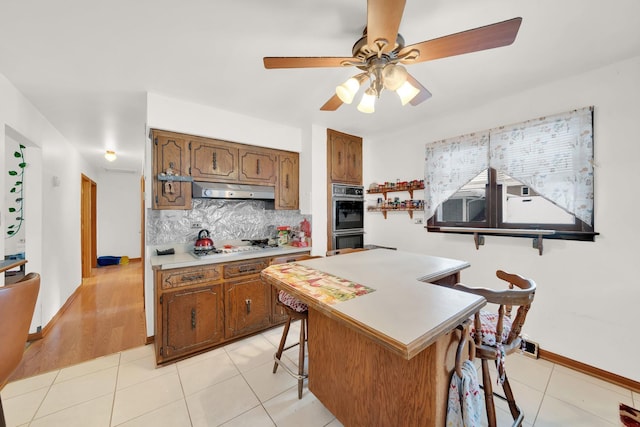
[335,77,361,104]
[357,87,376,114]
[396,80,420,106]
[381,64,408,91]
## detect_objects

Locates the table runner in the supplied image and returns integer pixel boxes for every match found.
[263,262,375,305]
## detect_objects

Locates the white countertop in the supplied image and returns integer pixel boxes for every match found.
[150,245,311,270]
[263,249,485,359]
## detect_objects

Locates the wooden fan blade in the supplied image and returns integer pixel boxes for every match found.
[263,57,354,69]
[320,94,344,111]
[399,17,522,64]
[406,73,432,106]
[367,0,406,54]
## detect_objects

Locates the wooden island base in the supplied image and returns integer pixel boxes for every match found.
[308,309,462,427]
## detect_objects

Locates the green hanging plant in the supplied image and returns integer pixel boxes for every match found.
[6,144,26,238]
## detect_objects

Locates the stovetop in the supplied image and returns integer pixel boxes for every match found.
[192,242,279,258]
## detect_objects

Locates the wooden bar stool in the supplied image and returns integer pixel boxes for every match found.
[449,270,536,427]
[269,255,320,399]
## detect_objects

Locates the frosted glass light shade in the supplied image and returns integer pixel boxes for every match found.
[357,89,376,113]
[381,64,408,91]
[335,77,360,104]
[105,150,117,161]
[396,81,420,106]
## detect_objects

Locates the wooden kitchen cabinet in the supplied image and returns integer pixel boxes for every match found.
[239,147,277,184]
[223,258,270,338]
[276,151,299,210]
[151,129,299,210]
[327,129,362,185]
[190,137,239,182]
[160,285,224,362]
[154,263,225,364]
[152,130,192,209]
[154,253,310,365]
[224,277,271,339]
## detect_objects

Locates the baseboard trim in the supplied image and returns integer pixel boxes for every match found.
[27,283,82,342]
[145,336,154,345]
[539,348,640,393]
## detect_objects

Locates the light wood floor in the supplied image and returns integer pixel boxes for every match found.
[10,260,147,382]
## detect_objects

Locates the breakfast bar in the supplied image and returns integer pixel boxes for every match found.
[261,249,485,427]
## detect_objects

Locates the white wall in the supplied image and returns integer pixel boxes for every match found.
[0,73,99,332]
[363,56,640,381]
[144,93,306,336]
[97,170,141,259]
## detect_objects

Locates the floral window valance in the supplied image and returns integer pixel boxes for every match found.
[425,106,594,225]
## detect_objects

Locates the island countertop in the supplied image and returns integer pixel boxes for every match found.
[261,248,485,359]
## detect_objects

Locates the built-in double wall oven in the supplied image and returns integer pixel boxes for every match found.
[331,183,365,250]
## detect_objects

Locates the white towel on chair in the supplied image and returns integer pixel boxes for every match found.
[446,360,483,427]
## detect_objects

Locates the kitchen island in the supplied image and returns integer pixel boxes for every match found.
[261,249,485,427]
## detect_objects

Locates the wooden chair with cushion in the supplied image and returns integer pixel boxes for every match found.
[0,273,40,427]
[269,255,321,399]
[450,270,536,427]
[325,247,368,256]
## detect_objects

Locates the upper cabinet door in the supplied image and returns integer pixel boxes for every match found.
[276,151,299,210]
[152,130,191,209]
[191,138,239,182]
[328,129,362,185]
[238,148,277,184]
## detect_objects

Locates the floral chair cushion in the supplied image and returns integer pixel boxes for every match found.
[470,311,512,347]
[278,290,308,313]
[470,310,514,385]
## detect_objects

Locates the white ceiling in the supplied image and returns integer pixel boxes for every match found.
[1,0,639,174]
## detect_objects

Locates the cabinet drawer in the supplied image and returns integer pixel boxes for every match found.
[159,264,223,290]
[223,259,269,279]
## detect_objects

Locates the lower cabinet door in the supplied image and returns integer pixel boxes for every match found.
[224,277,271,339]
[162,284,224,360]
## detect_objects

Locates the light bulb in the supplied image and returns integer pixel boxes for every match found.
[335,77,360,104]
[382,64,408,91]
[104,150,117,161]
[357,88,376,114]
[396,81,420,106]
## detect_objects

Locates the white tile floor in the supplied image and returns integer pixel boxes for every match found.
[3,321,638,426]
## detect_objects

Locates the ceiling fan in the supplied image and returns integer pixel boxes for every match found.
[263,0,522,113]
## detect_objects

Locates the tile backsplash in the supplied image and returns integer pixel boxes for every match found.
[146,199,310,246]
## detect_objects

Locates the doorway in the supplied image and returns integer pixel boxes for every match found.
[81,174,97,279]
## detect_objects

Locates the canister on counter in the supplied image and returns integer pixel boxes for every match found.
[277,226,290,246]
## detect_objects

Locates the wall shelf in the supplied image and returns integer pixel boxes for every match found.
[367,183,424,200]
[367,206,423,220]
[437,227,556,255]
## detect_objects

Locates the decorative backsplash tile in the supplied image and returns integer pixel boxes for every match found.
[146,199,310,246]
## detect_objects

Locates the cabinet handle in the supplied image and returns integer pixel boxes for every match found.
[212,152,217,170]
[191,308,196,329]
[245,299,251,314]
[256,159,261,175]
[238,265,257,273]
[285,174,289,190]
[181,274,205,282]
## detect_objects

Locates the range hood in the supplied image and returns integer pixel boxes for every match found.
[192,182,275,200]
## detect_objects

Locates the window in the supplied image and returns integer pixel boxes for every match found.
[425,107,596,242]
